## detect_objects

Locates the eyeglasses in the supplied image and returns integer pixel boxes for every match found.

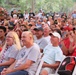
[6,36,13,38]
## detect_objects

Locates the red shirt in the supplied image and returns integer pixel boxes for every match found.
[63,37,70,49]
[64,26,72,31]
[69,43,76,56]
[0,47,2,52]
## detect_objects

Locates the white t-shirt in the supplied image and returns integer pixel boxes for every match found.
[34,37,48,50]
[37,12,42,18]
[42,44,63,64]
[24,13,29,20]
[0,45,19,63]
[44,36,51,44]
[15,43,41,75]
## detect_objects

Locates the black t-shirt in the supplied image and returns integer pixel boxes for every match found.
[17,13,24,18]
[29,12,35,17]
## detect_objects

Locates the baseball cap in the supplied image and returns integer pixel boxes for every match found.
[49,31,61,40]
[73,27,76,30]
[34,26,43,31]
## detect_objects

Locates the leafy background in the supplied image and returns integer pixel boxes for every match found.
[0,0,76,13]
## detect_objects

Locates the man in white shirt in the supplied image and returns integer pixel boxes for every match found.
[24,10,29,20]
[40,32,63,75]
[1,31,41,75]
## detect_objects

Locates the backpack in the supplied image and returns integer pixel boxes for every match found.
[58,56,76,75]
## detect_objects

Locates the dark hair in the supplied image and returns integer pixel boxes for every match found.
[73,27,76,31]
[54,20,58,24]
[23,29,28,31]
[60,27,64,30]
[73,27,76,33]
[0,26,6,32]
[61,20,66,23]
[8,27,14,30]
[54,29,62,37]
[29,24,32,26]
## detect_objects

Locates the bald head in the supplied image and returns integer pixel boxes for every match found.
[21,31,34,47]
[23,31,33,38]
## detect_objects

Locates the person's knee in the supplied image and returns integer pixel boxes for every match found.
[40,70,48,75]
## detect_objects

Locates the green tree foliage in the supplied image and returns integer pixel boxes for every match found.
[73,0,76,2]
[0,0,75,13]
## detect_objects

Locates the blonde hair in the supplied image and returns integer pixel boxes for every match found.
[0,31,21,57]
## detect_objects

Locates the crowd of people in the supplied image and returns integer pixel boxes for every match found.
[0,7,76,75]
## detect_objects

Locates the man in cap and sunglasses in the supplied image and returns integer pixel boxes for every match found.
[34,26,48,53]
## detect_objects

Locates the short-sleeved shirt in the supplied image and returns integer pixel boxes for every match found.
[15,43,41,75]
[72,13,76,19]
[44,36,52,44]
[63,37,70,49]
[42,44,63,64]
[34,37,48,50]
[0,44,19,63]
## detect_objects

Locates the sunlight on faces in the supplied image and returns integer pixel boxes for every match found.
[51,35,59,44]
[21,31,33,46]
[50,32,61,45]
[6,31,20,48]
[43,26,50,35]
[6,33,14,46]
[35,30,43,38]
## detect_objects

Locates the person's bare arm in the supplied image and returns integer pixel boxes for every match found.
[7,59,33,73]
[61,41,69,55]
[1,59,34,75]
[42,61,60,69]
[0,58,15,66]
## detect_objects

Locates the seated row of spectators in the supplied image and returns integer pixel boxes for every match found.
[0,7,76,75]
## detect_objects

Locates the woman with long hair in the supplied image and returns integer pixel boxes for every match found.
[0,31,21,72]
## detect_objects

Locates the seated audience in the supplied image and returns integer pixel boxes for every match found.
[40,31,63,75]
[1,31,41,75]
[0,31,21,72]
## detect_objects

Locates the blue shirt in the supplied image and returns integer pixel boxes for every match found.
[42,44,63,64]
[72,14,76,19]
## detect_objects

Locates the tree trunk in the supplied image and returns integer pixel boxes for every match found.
[31,0,36,12]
